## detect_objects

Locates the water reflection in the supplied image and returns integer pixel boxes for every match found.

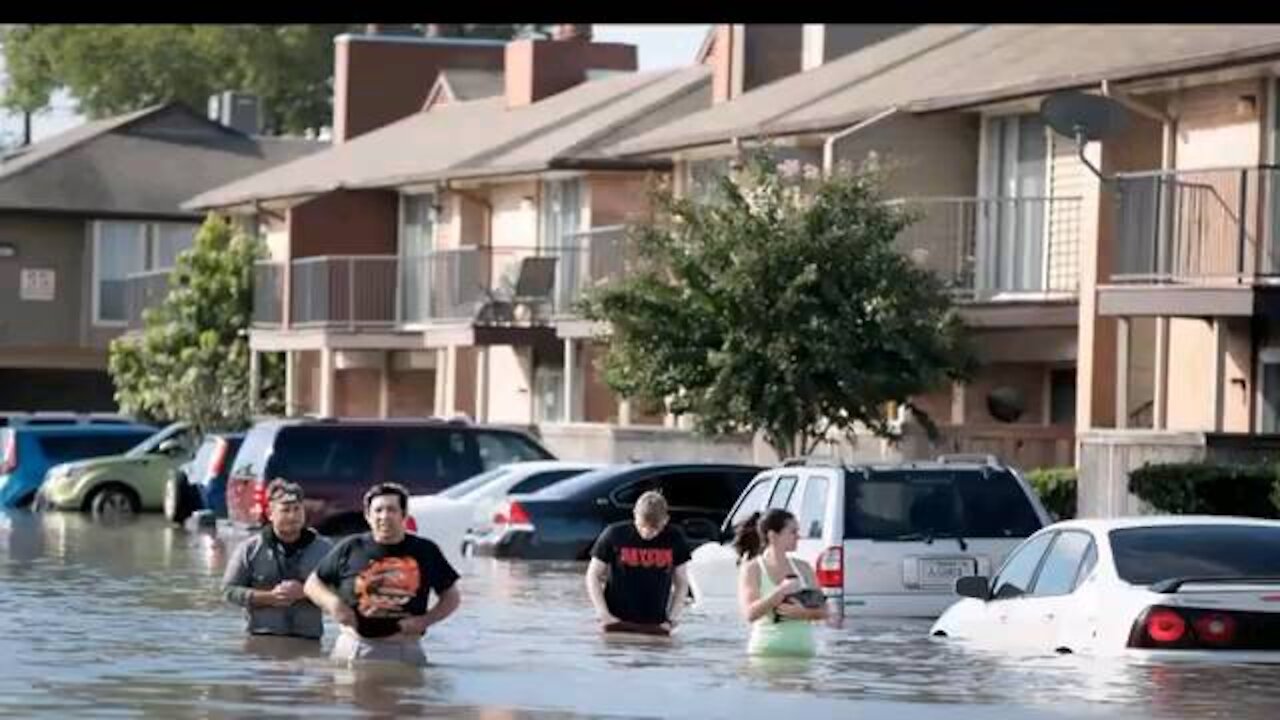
[0,511,1279,718]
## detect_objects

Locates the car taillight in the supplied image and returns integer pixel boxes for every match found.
[252,479,268,523]
[405,516,418,534]
[1193,612,1237,646]
[1146,608,1187,644]
[815,546,844,588]
[0,432,15,474]
[495,501,532,527]
[207,437,230,481]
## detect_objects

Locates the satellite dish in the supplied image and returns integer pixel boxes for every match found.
[1038,91,1130,182]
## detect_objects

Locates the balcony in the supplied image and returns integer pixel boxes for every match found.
[1101,165,1280,317]
[253,261,283,327]
[552,225,631,315]
[890,196,1083,302]
[124,269,174,331]
[251,256,398,330]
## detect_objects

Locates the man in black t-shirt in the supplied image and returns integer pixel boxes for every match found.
[305,482,461,665]
[586,490,692,633]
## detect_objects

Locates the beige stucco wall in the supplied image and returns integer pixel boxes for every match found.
[1222,318,1253,433]
[1175,79,1263,170]
[1165,318,1215,430]
[486,345,533,424]
[834,111,980,199]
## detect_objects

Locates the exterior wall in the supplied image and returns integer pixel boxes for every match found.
[1047,131,1088,292]
[835,112,980,198]
[1222,318,1253,433]
[487,345,533,424]
[710,26,733,104]
[260,213,290,262]
[1175,79,1263,170]
[388,368,435,417]
[740,25,803,95]
[454,346,477,418]
[294,350,319,415]
[581,342,618,423]
[0,215,90,356]
[588,174,650,226]
[333,36,505,143]
[1165,318,1215,430]
[504,39,637,108]
[334,368,380,417]
[289,190,398,258]
[539,423,759,464]
[489,181,538,248]
[961,362,1048,426]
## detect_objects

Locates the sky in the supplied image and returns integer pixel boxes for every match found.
[0,24,711,146]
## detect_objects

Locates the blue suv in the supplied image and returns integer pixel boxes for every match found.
[0,424,156,508]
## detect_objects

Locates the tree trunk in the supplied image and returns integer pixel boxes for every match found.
[22,110,32,147]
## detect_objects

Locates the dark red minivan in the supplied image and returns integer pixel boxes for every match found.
[226,418,554,535]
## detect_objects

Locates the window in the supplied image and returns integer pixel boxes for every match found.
[656,471,744,510]
[36,432,152,464]
[270,427,382,483]
[726,479,773,529]
[533,364,566,423]
[979,113,1049,295]
[797,476,829,539]
[439,467,510,500]
[93,220,198,324]
[1030,531,1094,597]
[768,476,798,509]
[387,429,480,493]
[508,469,588,495]
[475,431,552,472]
[539,179,582,251]
[1259,348,1280,433]
[399,194,436,323]
[990,532,1055,600]
[1109,525,1280,585]
[842,469,1042,540]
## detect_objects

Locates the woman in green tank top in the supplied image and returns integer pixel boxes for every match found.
[735,509,829,657]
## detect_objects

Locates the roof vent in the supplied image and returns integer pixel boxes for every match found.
[208,91,263,135]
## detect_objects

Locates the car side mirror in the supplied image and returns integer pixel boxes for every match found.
[955,575,991,601]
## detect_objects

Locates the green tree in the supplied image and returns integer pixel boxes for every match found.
[581,154,975,458]
[108,216,283,433]
[1,24,549,135]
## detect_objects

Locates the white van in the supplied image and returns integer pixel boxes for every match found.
[686,455,1053,618]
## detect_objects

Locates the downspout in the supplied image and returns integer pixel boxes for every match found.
[822,106,900,178]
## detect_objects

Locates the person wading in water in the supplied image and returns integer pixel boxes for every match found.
[736,509,829,656]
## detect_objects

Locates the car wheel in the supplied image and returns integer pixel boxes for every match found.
[89,485,140,521]
[164,475,195,524]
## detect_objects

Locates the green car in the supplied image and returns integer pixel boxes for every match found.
[36,422,198,518]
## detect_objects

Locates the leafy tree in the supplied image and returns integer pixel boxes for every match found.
[108,216,283,433]
[581,154,975,458]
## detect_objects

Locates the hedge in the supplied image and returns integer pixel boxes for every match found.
[1025,467,1076,520]
[1127,462,1280,518]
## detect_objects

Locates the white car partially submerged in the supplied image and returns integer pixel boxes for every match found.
[687,456,1051,617]
[931,516,1280,659]
[407,461,601,568]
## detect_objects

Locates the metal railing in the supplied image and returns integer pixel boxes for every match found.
[550,225,632,314]
[1111,165,1280,284]
[890,196,1083,301]
[124,269,174,331]
[399,246,561,324]
[290,255,398,330]
[253,262,283,327]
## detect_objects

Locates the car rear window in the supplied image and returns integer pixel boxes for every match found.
[476,431,553,471]
[36,432,152,464]
[508,468,589,495]
[269,426,383,483]
[230,425,280,479]
[1110,525,1280,585]
[843,468,1042,540]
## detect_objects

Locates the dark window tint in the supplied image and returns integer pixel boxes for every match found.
[797,476,830,539]
[1109,525,1280,585]
[1031,531,1095,597]
[270,427,383,483]
[991,532,1055,600]
[843,469,1041,540]
[656,471,749,510]
[476,431,552,471]
[231,425,279,478]
[36,432,151,464]
[508,469,587,495]
[726,478,773,529]
[768,476,798,509]
[387,428,480,493]
[190,436,244,483]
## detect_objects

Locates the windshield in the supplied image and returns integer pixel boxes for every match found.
[1110,525,1280,585]
[844,468,1043,540]
[439,467,511,499]
[124,422,190,458]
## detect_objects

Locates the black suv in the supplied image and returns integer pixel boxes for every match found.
[227,418,555,534]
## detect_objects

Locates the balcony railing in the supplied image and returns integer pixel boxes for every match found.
[1110,165,1280,284]
[290,255,397,330]
[124,269,174,331]
[253,261,283,327]
[400,246,562,324]
[551,225,632,314]
[890,196,1083,301]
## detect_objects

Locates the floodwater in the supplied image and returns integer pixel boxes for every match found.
[1,512,1278,719]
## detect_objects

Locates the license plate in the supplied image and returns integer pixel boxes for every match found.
[918,558,977,586]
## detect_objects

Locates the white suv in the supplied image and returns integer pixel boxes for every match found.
[686,455,1053,618]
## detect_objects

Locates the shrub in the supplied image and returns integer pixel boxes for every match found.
[1025,467,1077,521]
[1128,462,1280,518]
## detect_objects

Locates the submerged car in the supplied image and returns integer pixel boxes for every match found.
[0,424,156,508]
[686,456,1050,617]
[35,422,197,517]
[930,517,1280,658]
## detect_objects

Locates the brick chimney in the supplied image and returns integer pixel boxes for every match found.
[504,28,636,109]
[332,33,506,143]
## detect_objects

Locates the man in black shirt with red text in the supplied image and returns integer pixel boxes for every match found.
[585,491,691,633]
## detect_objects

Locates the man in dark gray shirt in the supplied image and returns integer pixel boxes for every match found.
[223,479,332,640]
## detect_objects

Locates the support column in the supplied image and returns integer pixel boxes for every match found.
[1153,317,1170,429]
[319,348,335,417]
[444,345,458,417]
[563,338,576,423]
[1212,318,1227,432]
[433,348,449,417]
[248,349,261,416]
[949,381,966,425]
[378,351,391,419]
[618,399,633,427]
[476,347,490,423]
[284,351,297,416]
[1115,318,1130,429]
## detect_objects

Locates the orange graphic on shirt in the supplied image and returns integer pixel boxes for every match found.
[354,557,421,618]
